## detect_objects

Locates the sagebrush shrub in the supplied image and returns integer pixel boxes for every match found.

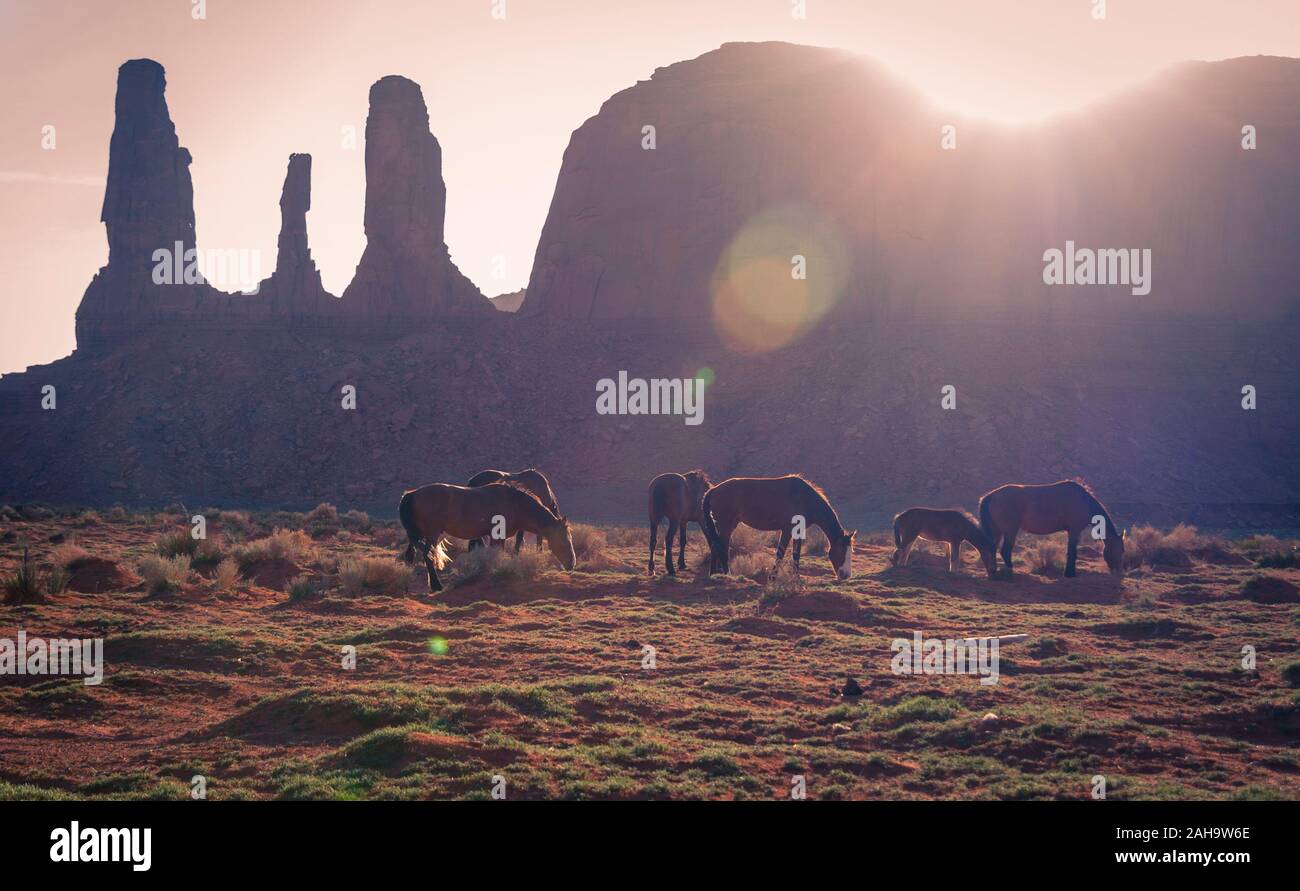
[339,557,409,596]
[139,554,192,594]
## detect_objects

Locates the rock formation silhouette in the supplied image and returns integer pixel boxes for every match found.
[256,153,332,315]
[5,45,1299,517]
[74,62,491,349]
[522,42,1300,322]
[340,75,493,319]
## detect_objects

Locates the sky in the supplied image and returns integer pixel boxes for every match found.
[1,0,1297,373]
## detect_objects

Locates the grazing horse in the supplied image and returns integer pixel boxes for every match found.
[399,483,575,592]
[891,508,997,578]
[466,468,560,551]
[978,480,1125,578]
[701,475,856,579]
[647,470,712,576]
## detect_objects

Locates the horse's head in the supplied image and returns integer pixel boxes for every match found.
[1104,529,1126,577]
[544,515,576,570]
[830,530,856,580]
[970,528,999,578]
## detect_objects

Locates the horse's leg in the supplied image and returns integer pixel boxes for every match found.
[897,533,916,566]
[665,519,678,576]
[716,520,736,574]
[1001,529,1018,574]
[792,536,803,575]
[648,517,659,576]
[514,530,524,553]
[676,523,687,572]
[948,540,960,573]
[1065,529,1079,577]
[774,528,791,571]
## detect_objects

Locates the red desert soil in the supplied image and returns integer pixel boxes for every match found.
[1,513,1297,801]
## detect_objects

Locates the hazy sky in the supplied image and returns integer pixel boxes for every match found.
[1,0,1297,373]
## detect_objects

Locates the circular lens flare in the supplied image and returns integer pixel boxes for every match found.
[710,205,850,355]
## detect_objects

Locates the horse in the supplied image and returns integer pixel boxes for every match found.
[646,470,712,576]
[978,480,1125,578]
[466,468,560,551]
[891,507,997,578]
[701,475,856,579]
[399,482,575,592]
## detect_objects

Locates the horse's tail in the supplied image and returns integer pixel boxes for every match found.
[978,495,996,542]
[399,489,421,564]
[894,515,902,548]
[428,538,449,570]
[700,489,721,563]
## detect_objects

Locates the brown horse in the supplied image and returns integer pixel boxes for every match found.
[466,468,560,551]
[891,508,997,578]
[399,482,575,591]
[978,480,1125,578]
[702,475,856,579]
[647,470,712,576]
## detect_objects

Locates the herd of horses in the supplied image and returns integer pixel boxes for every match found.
[398,470,1126,592]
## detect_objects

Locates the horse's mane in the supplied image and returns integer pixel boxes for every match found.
[685,469,712,487]
[507,468,560,512]
[787,475,847,535]
[1066,478,1119,540]
[494,479,562,521]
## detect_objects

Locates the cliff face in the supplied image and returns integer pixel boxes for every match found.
[522,42,1300,322]
[340,76,492,319]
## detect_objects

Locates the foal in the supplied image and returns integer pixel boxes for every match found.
[647,469,712,576]
[891,508,997,578]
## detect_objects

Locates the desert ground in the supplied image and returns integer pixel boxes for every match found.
[1,503,1297,801]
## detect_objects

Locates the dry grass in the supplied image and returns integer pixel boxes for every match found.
[1124,524,1225,569]
[234,529,317,567]
[728,552,772,580]
[449,546,549,588]
[604,526,645,548]
[729,525,778,555]
[49,542,91,568]
[138,554,192,594]
[1027,538,1064,576]
[305,503,340,538]
[155,528,198,558]
[286,575,314,602]
[339,557,410,596]
[212,558,240,591]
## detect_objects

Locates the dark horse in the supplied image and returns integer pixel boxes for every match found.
[646,470,712,576]
[892,507,998,578]
[399,483,575,591]
[701,475,855,579]
[466,468,560,551]
[978,480,1125,578]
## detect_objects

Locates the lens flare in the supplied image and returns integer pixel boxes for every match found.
[710,205,850,355]
[427,637,449,656]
